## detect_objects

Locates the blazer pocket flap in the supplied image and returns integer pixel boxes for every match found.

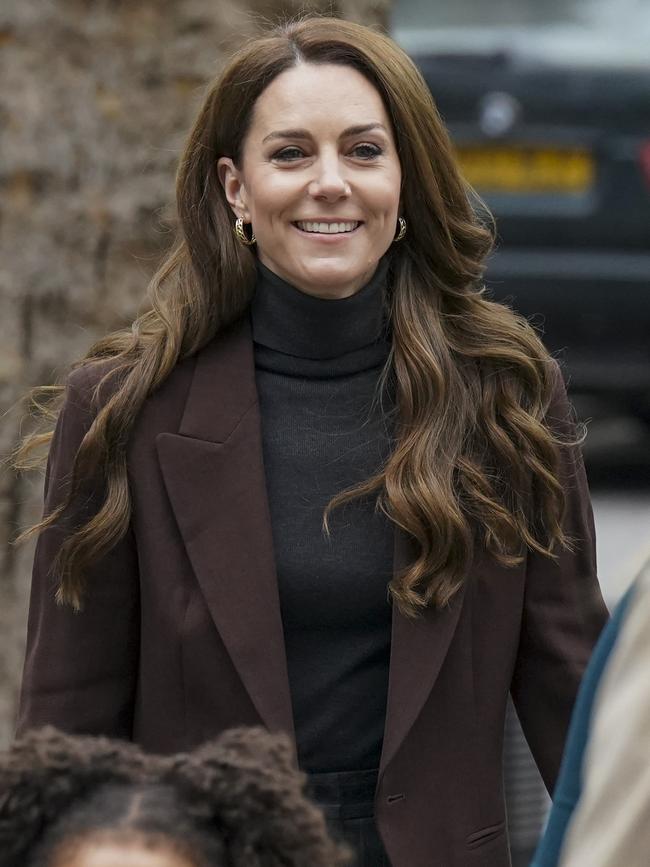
[465,820,506,849]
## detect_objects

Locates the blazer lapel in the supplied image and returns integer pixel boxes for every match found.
[156,315,465,765]
[379,529,466,776]
[156,317,295,741]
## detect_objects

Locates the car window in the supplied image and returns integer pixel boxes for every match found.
[391,0,650,29]
[390,0,650,67]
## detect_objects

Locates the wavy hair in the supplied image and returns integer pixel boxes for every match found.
[14,15,571,614]
[0,726,349,867]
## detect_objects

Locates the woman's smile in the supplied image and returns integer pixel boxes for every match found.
[292,219,363,239]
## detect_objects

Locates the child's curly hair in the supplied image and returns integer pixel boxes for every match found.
[0,726,351,867]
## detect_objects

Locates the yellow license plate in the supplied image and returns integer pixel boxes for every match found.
[455,146,595,193]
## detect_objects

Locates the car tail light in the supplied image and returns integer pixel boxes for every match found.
[640,141,650,189]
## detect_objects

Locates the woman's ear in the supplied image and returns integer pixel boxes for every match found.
[217,157,250,221]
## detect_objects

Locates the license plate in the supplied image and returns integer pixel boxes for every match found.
[455,146,595,193]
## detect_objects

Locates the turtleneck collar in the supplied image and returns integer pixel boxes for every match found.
[250,256,391,362]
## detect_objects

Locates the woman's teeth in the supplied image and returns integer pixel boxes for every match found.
[295,221,360,234]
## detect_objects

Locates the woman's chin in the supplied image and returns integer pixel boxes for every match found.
[291,260,375,299]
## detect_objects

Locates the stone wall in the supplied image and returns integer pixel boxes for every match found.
[0,0,389,747]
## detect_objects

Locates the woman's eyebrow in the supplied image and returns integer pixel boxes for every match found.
[262,122,387,143]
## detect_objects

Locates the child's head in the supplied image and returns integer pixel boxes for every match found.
[0,726,349,867]
[29,782,225,867]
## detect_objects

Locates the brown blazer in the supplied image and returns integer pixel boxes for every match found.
[18,316,608,867]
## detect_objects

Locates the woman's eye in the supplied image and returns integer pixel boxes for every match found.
[352,143,383,159]
[273,147,306,161]
[272,143,383,162]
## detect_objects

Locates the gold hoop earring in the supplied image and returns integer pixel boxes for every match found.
[393,216,407,243]
[234,217,256,246]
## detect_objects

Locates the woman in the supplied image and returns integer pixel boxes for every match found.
[0,725,347,866]
[15,16,607,867]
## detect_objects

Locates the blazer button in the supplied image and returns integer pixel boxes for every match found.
[386,793,405,804]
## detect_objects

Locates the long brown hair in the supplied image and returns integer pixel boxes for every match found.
[14,15,570,615]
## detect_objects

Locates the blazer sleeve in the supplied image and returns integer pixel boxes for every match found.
[16,365,140,739]
[509,365,609,794]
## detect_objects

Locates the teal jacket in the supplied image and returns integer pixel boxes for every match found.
[531,584,635,867]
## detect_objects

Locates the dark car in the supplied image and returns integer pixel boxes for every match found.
[391,0,650,422]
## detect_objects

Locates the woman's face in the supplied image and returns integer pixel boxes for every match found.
[218,62,402,300]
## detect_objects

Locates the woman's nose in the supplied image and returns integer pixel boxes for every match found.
[308,157,351,200]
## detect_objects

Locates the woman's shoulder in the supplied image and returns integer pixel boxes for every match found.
[52,351,198,470]
[542,359,579,436]
[64,349,197,417]
[65,356,122,396]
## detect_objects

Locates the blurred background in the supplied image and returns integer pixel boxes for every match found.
[1,0,648,863]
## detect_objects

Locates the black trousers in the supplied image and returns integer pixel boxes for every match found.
[306,768,390,866]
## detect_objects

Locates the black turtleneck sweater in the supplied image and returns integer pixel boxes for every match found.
[250,258,395,774]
